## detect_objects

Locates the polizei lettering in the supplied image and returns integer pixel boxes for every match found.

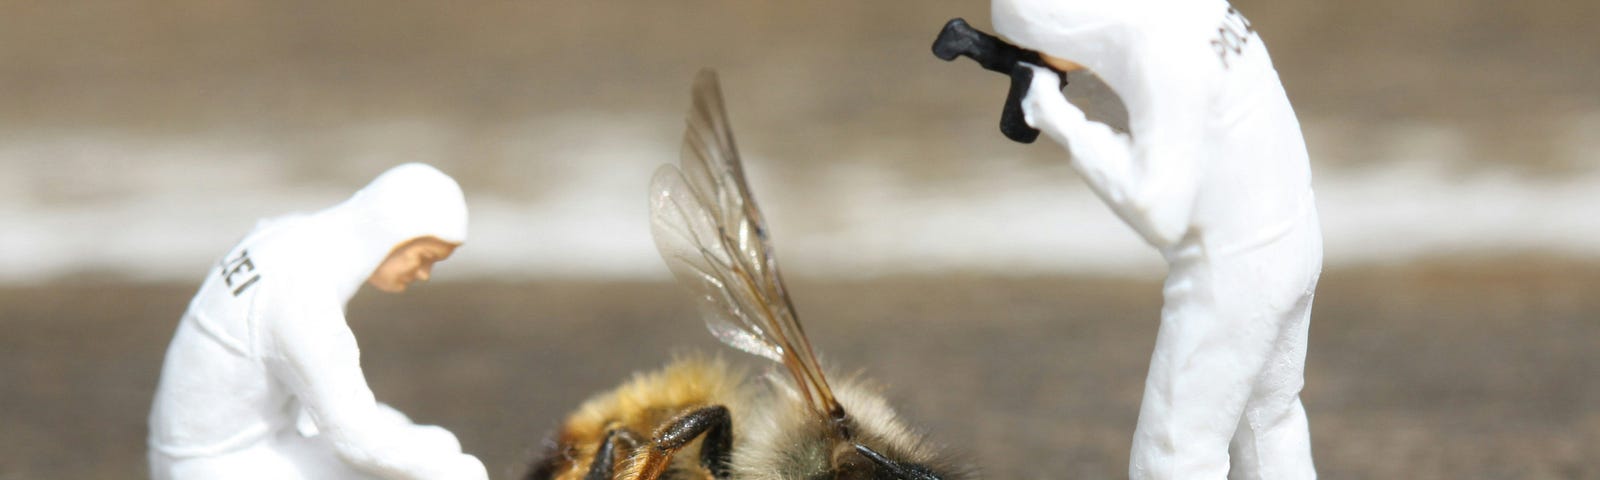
[1210,7,1255,69]
[220,249,261,296]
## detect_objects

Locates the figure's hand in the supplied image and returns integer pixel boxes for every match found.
[443,454,489,480]
[1019,63,1077,131]
[406,424,464,454]
[391,452,487,480]
[411,452,489,480]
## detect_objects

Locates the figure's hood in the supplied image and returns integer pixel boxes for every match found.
[992,0,1139,77]
[334,162,469,250]
[992,0,1224,106]
[288,163,468,299]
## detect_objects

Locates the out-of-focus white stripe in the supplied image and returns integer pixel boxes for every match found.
[1,114,1595,283]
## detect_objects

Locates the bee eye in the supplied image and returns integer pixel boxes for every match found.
[850,444,943,480]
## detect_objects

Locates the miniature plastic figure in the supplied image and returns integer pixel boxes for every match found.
[937,1,1323,478]
[147,163,489,480]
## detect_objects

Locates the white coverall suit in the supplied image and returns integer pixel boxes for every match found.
[993,0,1323,478]
[148,163,489,480]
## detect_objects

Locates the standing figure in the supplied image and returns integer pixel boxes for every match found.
[990,1,1323,478]
[148,163,489,480]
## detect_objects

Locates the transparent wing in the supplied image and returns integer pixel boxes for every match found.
[648,70,843,420]
[649,166,781,363]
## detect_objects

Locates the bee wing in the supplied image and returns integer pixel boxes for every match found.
[650,165,782,363]
[649,70,843,419]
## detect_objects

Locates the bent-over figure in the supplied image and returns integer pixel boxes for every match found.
[148,163,488,480]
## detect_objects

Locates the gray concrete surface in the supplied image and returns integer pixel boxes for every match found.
[3,262,1597,478]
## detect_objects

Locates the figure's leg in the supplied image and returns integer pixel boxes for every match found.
[1227,414,1261,479]
[623,405,733,480]
[162,429,379,480]
[1229,398,1314,480]
[1130,268,1280,480]
[1232,214,1323,480]
[1228,291,1318,480]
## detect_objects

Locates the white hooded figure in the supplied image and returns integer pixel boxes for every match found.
[148,163,489,480]
[992,1,1322,478]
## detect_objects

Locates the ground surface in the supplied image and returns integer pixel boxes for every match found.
[3,263,1597,479]
[2,1,1597,479]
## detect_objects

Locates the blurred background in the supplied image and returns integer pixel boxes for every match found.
[1,0,1596,478]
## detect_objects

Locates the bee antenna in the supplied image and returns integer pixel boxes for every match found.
[830,406,853,439]
[852,444,942,480]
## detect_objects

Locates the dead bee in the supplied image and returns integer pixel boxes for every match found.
[524,71,972,480]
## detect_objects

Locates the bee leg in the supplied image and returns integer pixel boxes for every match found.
[694,407,734,479]
[584,428,641,480]
[626,405,733,480]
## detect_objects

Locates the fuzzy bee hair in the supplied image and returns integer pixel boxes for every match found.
[732,373,970,480]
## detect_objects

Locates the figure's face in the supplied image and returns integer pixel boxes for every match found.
[368,236,459,293]
[1040,53,1085,72]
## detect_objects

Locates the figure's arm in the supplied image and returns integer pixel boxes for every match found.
[1019,64,1201,249]
[264,293,487,480]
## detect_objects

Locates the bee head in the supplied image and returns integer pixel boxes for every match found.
[736,375,973,480]
[819,403,966,480]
